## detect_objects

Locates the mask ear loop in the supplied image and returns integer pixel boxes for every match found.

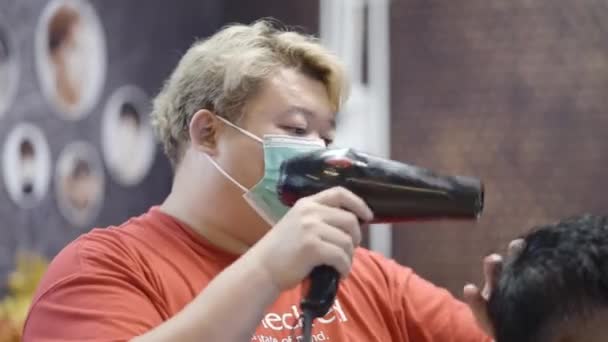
[204,155,248,193]
[215,116,263,143]
[202,115,262,193]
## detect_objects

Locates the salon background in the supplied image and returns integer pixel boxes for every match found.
[1,0,608,309]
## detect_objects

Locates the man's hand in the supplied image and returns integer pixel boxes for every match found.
[250,187,373,292]
[463,239,526,337]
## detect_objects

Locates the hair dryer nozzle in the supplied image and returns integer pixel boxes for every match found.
[278,148,484,223]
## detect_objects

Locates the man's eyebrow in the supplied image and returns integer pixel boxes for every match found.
[281,106,315,117]
[280,106,336,128]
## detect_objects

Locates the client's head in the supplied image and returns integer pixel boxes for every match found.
[488,214,608,342]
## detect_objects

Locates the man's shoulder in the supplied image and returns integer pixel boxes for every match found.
[347,248,414,292]
[353,248,412,275]
[33,217,153,301]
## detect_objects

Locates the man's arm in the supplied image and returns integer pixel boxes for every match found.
[133,253,280,342]
[25,188,370,342]
[23,249,279,342]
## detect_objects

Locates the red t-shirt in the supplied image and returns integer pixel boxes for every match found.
[23,207,490,342]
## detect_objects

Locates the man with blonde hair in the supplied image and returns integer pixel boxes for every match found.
[23,20,493,341]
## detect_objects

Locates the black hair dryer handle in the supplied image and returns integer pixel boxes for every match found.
[300,265,339,318]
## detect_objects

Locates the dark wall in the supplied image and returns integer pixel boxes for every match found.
[390,0,608,295]
[0,0,321,293]
[0,0,223,288]
[223,0,319,34]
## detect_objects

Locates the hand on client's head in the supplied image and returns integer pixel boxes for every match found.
[463,239,525,337]
[486,215,608,342]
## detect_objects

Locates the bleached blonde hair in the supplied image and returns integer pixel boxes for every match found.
[151,19,350,167]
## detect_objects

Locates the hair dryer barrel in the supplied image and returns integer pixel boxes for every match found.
[277,148,484,223]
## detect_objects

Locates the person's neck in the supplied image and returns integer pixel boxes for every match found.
[160,169,252,256]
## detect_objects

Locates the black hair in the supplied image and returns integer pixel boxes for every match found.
[119,102,141,127]
[488,214,608,342]
[19,139,35,158]
[71,159,91,179]
[48,5,80,52]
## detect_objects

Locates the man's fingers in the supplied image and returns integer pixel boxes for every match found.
[316,223,356,258]
[463,284,494,336]
[463,284,484,313]
[315,241,352,278]
[507,239,525,258]
[482,254,503,299]
[315,206,362,246]
[312,187,373,222]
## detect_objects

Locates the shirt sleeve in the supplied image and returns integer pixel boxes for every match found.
[395,264,492,342]
[22,240,164,342]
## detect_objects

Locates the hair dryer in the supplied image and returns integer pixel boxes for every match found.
[276,148,484,339]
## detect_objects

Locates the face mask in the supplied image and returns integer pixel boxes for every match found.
[206,116,326,225]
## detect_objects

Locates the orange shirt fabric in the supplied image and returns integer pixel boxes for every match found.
[23,207,491,342]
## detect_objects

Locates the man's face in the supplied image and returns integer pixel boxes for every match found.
[65,162,97,211]
[215,67,336,191]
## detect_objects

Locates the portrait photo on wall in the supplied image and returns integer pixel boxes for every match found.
[1,123,52,209]
[101,85,156,187]
[35,0,107,119]
[0,18,19,118]
[55,141,104,227]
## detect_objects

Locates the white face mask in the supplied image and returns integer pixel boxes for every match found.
[205,116,326,225]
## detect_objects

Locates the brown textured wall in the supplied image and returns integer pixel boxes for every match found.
[390,0,608,295]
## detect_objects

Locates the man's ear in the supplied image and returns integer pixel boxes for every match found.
[189,109,221,156]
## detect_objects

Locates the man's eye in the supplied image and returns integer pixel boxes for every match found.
[283,126,308,136]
